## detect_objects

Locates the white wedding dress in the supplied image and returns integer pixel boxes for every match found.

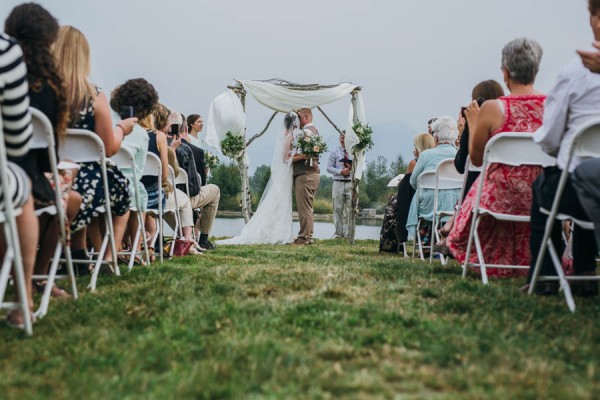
[217,122,296,245]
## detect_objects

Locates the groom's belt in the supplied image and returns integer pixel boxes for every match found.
[334,179,351,182]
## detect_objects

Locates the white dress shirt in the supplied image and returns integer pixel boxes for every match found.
[327,145,353,180]
[533,57,600,172]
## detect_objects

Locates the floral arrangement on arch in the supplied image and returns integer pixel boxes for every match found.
[205,152,220,170]
[352,122,374,152]
[296,129,328,166]
[220,131,245,158]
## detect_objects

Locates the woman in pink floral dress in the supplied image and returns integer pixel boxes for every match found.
[447,38,546,277]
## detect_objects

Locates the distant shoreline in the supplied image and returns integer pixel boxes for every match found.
[216,210,384,221]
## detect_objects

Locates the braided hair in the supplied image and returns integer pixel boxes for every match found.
[5,3,68,137]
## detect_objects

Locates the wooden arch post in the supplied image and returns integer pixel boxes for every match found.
[348,88,361,244]
[229,83,252,223]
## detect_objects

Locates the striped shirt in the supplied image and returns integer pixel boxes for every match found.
[0,33,31,158]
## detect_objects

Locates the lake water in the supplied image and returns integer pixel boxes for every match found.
[211,217,382,240]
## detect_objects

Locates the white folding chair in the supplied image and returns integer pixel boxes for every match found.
[143,153,183,263]
[456,158,482,214]
[462,133,556,284]
[0,118,33,335]
[110,146,149,270]
[411,170,437,260]
[143,153,164,263]
[528,119,600,312]
[60,129,119,291]
[430,158,463,264]
[165,165,185,258]
[29,108,78,318]
[175,168,190,197]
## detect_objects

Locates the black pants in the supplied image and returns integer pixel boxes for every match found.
[528,167,597,282]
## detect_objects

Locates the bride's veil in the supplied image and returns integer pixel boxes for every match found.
[255,112,298,207]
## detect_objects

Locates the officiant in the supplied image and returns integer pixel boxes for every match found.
[327,131,353,239]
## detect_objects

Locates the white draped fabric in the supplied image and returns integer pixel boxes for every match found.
[345,92,367,180]
[205,82,368,175]
[241,81,359,112]
[205,90,246,153]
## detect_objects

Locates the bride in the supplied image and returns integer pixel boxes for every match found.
[217,112,299,245]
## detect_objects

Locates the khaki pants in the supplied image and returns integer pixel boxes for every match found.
[294,173,320,241]
[164,188,194,228]
[189,183,220,234]
[332,180,352,238]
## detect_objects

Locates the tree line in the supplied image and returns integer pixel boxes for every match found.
[209,154,407,214]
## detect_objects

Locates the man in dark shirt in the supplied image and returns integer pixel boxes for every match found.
[168,111,220,249]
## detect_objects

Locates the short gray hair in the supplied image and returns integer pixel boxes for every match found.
[501,38,543,85]
[431,116,458,143]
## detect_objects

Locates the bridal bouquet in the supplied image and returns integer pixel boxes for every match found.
[352,122,374,152]
[296,129,328,166]
[205,152,219,170]
[221,131,245,158]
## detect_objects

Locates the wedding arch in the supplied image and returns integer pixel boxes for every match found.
[205,79,368,243]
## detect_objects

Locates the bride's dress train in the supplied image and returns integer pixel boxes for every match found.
[217,124,294,245]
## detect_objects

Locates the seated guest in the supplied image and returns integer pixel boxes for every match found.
[433,80,506,248]
[528,0,600,296]
[109,78,158,259]
[406,117,460,242]
[5,3,82,297]
[140,104,202,255]
[380,133,434,252]
[0,30,36,328]
[53,26,137,269]
[454,80,505,199]
[168,111,220,250]
[573,160,600,251]
[446,38,546,277]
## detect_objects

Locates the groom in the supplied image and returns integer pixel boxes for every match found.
[292,108,321,245]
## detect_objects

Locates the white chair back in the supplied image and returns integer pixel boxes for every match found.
[483,132,556,168]
[143,152,162,178]
[416,170,436,190]
[435,159,463,190]
[59,129,106,163]
[0,112,33,334]
[29,108,78,315]
[571,117,600,158]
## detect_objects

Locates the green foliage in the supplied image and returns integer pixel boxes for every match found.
[316,175,333,200]
[352,122,374,151]
[210,161,241,210]
[249,164,271,208]
[390,153,408,175]
[1,242,598,398]
[313,198,333,214]
[221,131,245,158]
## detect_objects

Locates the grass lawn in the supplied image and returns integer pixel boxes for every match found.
[1,240,598,399]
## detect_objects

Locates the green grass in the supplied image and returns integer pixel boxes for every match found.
[1,240,599,399]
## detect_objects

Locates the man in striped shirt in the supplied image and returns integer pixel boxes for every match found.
[0,32,37,329]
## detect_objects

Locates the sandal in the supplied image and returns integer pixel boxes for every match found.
[6,310,36,330]
[35,281,71,299]
[147,247,156,263]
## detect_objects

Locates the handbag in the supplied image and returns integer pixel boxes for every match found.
[163,238,194,257]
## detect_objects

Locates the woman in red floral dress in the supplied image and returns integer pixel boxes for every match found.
[447,38,546,277]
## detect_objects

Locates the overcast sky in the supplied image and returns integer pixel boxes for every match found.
[0,0,593,171]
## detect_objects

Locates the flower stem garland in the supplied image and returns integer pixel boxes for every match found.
[221,131,245,158]
[205,152,220,170]
[352,122,374,152]
[296,130,328,166]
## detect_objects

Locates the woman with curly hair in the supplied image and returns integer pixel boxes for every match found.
[5,3,82,297]
[53,25,137,270]
[110,78,158,260]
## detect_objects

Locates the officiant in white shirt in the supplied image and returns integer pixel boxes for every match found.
[327,131,353,239]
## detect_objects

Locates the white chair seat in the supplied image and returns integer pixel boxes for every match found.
[476,207,530,223]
